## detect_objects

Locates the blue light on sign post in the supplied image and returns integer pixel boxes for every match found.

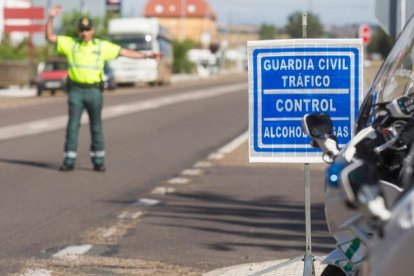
[248,39,363,163]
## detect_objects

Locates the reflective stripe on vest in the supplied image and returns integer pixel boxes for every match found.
[67,39,103,83]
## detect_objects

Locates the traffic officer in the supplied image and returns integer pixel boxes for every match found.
[45,5,160,172]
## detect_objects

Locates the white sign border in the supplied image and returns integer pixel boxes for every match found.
[248,39,364,163]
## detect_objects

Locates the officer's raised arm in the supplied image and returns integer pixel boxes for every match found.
[45,5,62,44]
[119,48,162,59]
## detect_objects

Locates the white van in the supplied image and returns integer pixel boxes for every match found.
[108,18,173,86]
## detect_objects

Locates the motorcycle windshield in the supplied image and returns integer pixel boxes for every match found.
[357,16,414,131]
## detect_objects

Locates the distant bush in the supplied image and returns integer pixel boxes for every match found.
[0,35,29,61]
[173,39,195,74]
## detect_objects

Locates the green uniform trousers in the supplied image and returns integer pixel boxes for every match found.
[63,86,105,166]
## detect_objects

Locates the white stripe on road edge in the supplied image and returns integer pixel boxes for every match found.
[207,131,248,160]
[217,131,248,155]
[208,153,225,160]
[117,210,143,220]
[132,198,160,207]
[22,269,52,276]
[194,161,212,168]
[0,83,246,141]
[167,177,191,185]
[52,244,92,259]
[181,168,203,176]
[151,186,177,195]
[98,226,117,238]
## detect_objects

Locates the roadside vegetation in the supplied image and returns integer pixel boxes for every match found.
[0,10,396,65]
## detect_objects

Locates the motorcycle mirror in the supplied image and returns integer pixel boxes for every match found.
[302,113,334,139]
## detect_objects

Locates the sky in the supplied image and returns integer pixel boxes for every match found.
[121,0,378,26]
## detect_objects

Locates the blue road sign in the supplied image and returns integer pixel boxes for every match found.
[248,39,363,163]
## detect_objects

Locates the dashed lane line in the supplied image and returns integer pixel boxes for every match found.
[181,168,204,176]
[151,186,177,195]
[207,153,225,160]
[83,220,143,245]
[52,244,93,260]
[18,130,249,274]
[132,198,161,207]
[194,161,212,168]
[117,210,143,220]
[167,177,191,185]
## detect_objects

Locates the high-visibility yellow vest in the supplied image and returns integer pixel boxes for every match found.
[57,36,121,84]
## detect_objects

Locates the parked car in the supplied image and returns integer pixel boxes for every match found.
[35,58,68,96]
[36,59,116,96]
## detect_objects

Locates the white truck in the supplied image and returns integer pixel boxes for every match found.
[108,18,173,86]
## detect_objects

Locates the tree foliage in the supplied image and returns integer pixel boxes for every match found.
[285,12,324,38]
[59,10,112,39]
[367,27,395,58]
[173,39,195,74]
[0,35,29,61]
[259,24,277,40]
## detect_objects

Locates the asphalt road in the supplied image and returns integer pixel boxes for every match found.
[0,73,333,275]
[0,74,246,273]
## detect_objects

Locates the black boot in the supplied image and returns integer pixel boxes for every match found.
[93,164,106,172]
[60,163,74,172]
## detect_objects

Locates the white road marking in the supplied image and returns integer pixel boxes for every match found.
[208,153,225,160]
[194,161,212,168]
[217,131,248,154]
[167,177,191,185]
[0,83,246,141]
[132,198,160,207]
[52,244,92,259]
[151,186,177,195]
[99,226,118,238]
[27,122,51,130]
[117,210,143,220]
[22,269,52,276]
[181,168,203,176]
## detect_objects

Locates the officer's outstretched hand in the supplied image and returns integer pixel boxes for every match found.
[49,5,62,18]
[147,53,163,59]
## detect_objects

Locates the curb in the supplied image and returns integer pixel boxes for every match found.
[203,258,327,276]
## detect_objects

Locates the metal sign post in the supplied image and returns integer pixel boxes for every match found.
[247,11,363,276]
[302,13,315,276]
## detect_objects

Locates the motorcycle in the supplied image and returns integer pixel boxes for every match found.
[303,15,414,276]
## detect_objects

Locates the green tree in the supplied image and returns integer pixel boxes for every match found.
[367,27,395,58]
[59,10,108,39]
[0,35,29,61]
[259,24,277,40]
[43,10,118,60]
[173,39,195,74]
[285,11,323,38]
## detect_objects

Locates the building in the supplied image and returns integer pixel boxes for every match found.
[144,0,218,46]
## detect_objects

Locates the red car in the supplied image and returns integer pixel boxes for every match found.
[35,58,68,96]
